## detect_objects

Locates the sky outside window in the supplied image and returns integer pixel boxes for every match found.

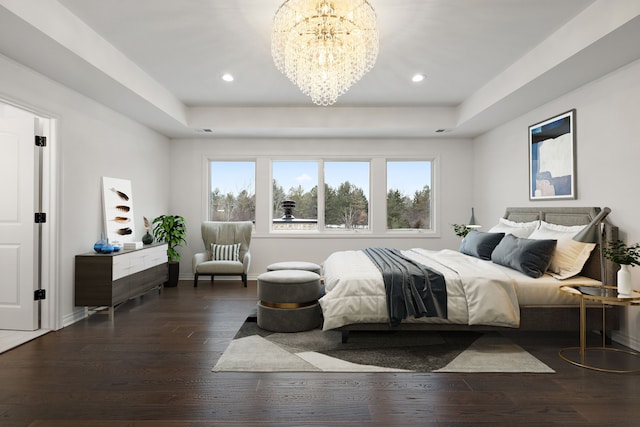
[210,161,255,195]
[387,161,431,195]
[272,161,318,192]
[324,161,369,198]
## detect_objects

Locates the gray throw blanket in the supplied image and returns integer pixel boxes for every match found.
[363,248,447,327]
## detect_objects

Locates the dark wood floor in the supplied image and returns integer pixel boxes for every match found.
[1,280,638,427]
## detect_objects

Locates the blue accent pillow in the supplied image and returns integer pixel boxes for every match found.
[459,230,505,260]
[491,234,557,278]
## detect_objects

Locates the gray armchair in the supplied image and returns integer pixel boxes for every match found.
[192,221,253,287]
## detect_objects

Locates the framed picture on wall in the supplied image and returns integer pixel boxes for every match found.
[528,109,576,200]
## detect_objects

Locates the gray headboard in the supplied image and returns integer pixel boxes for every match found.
[502,207,618,285]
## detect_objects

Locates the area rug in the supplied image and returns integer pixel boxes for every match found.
[213,317,554,373]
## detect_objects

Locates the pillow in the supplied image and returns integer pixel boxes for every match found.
[211,243,240,261]
[488,217,539,238]
[527,221,596,279]
[491,234,557,278]
[459,230,505,260]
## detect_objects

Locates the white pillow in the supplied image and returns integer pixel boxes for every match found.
[528,221,595,279]
[488,218,539,238]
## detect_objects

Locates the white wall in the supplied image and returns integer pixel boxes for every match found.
[169,137,474,280]
[0,53,171,327]
[472,58,640,350]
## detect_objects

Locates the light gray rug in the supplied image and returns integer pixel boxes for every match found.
[213,319,554,373]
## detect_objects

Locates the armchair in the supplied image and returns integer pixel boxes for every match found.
[192,221,253,287]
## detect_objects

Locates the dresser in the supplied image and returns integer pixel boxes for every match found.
[75,243,168,318]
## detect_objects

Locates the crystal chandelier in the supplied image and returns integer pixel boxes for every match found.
[272,0,379,106]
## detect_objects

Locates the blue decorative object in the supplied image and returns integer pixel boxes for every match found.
[94,232,107,253]
[100,239,114,254]
[112,242,121,252]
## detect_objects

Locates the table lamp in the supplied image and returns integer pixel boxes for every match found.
[467,207,482,229]
[572,207,611,288]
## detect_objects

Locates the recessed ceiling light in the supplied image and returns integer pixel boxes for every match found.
[412,74,425,83]
[222,73,234,82]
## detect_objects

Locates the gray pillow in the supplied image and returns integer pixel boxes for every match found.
[491,234,557,278]
[459,230,505,260]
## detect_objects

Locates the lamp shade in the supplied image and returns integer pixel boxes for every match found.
[469,207,477,226]
[572,207,611,244]
[466,207,481,229]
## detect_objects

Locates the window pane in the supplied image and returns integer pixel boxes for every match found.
[387,161,432,230]
[325,161,369,230]
[272,161,318,231]
[209,161,255,222]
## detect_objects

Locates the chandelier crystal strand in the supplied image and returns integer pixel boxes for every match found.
[272,0,378,106]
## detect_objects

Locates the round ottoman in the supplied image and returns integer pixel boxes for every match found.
[257,270,322,332]
[266,261,322,276]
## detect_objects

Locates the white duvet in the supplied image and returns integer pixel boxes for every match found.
[319,248,520,331]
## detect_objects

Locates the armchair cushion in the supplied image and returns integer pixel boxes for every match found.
[211,243,240,261]
[196,260,244,274]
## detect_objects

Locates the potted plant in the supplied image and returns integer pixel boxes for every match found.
[603,239,640,295]
[452,223,471,238]
[152,215,187,287]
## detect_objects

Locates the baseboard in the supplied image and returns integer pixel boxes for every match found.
[63,307,88,327]
[612,330,640,352]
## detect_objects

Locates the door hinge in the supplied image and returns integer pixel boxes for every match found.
[35,135,47,147]
[35,212,47,223]
[34,289,46,301]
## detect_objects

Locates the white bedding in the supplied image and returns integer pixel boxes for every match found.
[489,261,600,306]
[319,248,522,331]
[319,248,603,331]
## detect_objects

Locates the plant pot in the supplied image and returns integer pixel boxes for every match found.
[166,262,179,287]
[617,264,632,295]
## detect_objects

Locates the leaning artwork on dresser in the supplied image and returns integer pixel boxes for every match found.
[101,176,136,244]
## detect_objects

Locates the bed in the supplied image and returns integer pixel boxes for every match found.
[318,207,620,342]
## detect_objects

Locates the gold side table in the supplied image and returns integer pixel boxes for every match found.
[559,285,640,373]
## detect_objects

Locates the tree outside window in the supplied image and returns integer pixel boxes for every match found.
[387,161,432,230]
[209,161,255,222]
[324,162,369,230]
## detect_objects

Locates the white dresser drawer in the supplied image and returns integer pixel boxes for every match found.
[143,245,168,268]
[127,251,147,275]
[112,253,132,281]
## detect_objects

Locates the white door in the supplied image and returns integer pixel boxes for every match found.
[0,114,38,330]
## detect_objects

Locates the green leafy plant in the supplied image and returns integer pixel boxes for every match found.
[452,223,471,238]
[152,215,187,263]
[603,240,640,267]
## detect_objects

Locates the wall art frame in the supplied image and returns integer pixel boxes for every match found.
[528,109,576,201]
[102,176,136,243]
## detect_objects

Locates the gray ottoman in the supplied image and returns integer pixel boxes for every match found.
[257,270,322,332]
[267,261,322,276]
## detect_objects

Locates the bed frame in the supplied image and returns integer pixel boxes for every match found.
[335,207,620,343]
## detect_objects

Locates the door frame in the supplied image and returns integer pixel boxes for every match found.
[2,97,59,331]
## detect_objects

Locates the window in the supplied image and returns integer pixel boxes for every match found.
[209,161,255,222]
[207,158,435,235]
[324,161,369,230]
[387,161,432,230]
[272,161,318,230]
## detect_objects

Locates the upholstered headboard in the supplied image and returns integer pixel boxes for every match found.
[502,207,618,284]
